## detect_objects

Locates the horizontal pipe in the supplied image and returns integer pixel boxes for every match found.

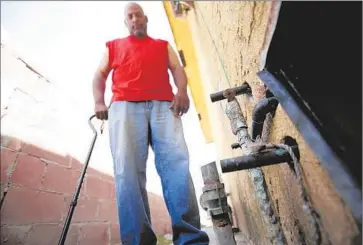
[210,82,251,102]
[221,147,297,173]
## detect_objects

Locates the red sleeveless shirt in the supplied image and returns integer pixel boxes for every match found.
[106,35,174,102]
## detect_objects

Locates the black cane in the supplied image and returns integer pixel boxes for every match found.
[58,114,99,245]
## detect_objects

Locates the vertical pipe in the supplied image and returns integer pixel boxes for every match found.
[201,162,220,184]
[225,99,287,245]
[201,162,237,245]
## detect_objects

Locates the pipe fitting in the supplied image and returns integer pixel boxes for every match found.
[251,97,279,140]
[200,162,230,216]
[200,162,237,245]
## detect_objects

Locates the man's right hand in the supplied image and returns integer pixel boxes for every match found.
[95,102,108,120]
[93,46,111,121]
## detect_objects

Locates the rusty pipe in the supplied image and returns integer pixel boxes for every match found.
[210,82,251,102]
[220,146,298,173]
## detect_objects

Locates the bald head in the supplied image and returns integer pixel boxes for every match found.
[124,2,144,16]
[124,2,148,37]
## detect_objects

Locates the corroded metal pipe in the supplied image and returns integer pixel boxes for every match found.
[200,162,237,245]
[210,82,251,102]
[225,98,288,245]
[221,147,297,173]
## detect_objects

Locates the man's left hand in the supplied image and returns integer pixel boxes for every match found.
[169,90,190,117]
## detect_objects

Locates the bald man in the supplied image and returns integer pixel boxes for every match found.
[92,2,209,245]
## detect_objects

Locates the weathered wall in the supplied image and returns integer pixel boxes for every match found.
[183,2,359,245]
[0,43,171,245]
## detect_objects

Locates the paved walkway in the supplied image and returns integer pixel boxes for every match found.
[159,227,254,245]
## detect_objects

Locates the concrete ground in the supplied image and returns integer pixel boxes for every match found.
[157,226,255,245]
[202,227,254,245]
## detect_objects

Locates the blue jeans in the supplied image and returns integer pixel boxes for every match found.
[108,100,209,245]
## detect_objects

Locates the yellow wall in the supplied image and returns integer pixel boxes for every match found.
[163,1,213,143]
[164,1,360,245]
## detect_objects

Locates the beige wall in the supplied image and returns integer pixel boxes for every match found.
[184,2,359,245]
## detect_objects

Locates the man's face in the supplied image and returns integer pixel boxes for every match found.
[124,4,148,37]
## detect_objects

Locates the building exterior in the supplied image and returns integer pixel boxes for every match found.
[1,2,361,244]
[163,1,361,245]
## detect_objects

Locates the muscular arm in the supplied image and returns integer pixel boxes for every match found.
[167,44,188,93]
[93,47,112,120]
[167,44,190,116]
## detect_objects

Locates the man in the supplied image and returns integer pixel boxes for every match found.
[92,2,209,245]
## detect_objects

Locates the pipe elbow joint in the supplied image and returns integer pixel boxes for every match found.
[251,97,279,140]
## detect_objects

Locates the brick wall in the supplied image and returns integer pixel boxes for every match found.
[0,43,172,245]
